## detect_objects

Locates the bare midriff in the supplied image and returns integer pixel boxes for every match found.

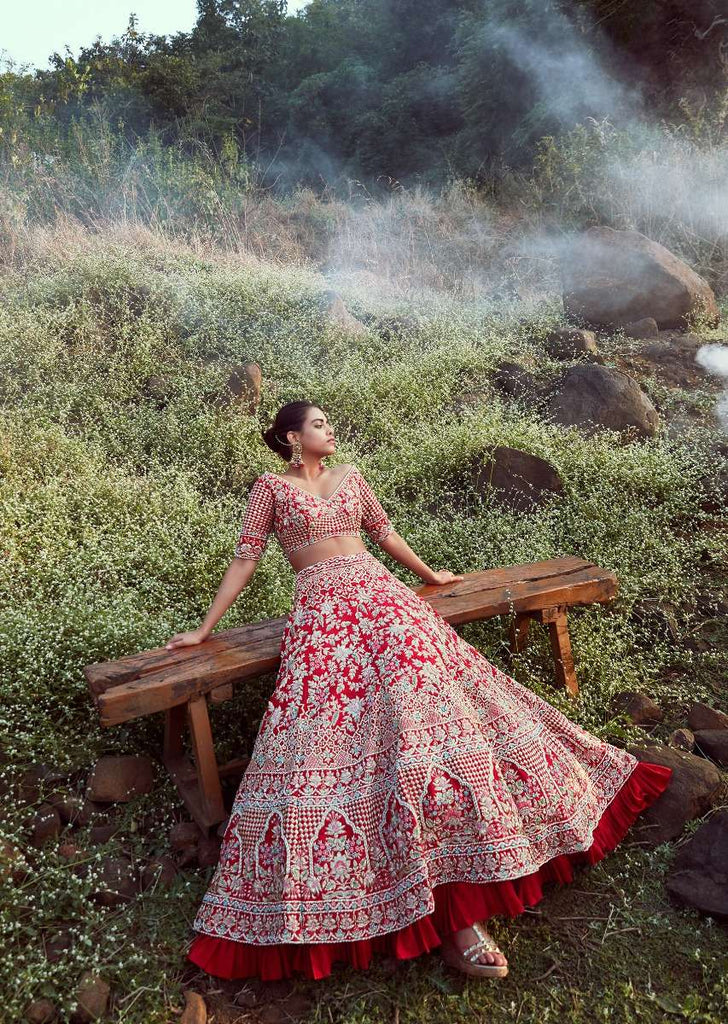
[286,535,369,573]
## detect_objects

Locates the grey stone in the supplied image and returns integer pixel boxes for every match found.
[472,446,563,513]
[561,227,720,330]
[546,363,659,438]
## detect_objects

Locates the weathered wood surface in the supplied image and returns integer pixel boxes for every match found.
[85,556,617,727]
[84,555,618,830]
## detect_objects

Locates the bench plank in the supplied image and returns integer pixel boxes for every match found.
[85,555,619,830]
[87,557,616,726]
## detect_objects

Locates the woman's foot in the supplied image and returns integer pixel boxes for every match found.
[439,921,509,977]
[451,921,508,968]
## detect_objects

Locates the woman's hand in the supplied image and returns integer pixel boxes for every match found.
[165,628,210,651]
[425,569,465,585]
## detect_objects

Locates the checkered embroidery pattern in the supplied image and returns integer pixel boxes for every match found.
[234,477,276,561]
[233,465,395,562]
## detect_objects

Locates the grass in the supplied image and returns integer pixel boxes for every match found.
[1,220,727,1022]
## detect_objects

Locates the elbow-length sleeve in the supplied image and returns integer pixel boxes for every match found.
[357,468,395,546]
[234,476,275,561]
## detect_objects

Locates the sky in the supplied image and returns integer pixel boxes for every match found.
[0,0,310,71]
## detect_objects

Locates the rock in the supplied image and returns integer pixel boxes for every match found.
[546,363,659,438]
[24,999,58,1023]
[614,692,664,727]
[170,821,202,852]
[88,823,123,846]
[70,972,110,1024]
[45,925,74,963]
[0,839,29,883]
[224,362,262,415]
[669,728,695,752]
[86,756,154,803]
[544,327,599,359]
[92,856,138,906]
[665,810,728,919]
[74,798,109,827]
[142,374,171,409]
[370,314,419,341]
[639,332,715,389]
[180,990,207,1024]
[471,446,564,513]
[687,702,728,733]
[47,792,85,826]
[17,764,67,804]
[623,317,659,339]
[627,745,722,845]
[561,227,720,330]
[197,835,222,869]
[492,361,539,402]
[320,290,367,335]
[31,804,62,847]
[693,730,728,767]
[629,598,679,641]
[141,855,178,890]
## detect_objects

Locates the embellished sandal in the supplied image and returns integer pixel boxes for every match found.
[440,920,509,978]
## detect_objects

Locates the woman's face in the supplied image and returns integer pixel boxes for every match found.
[288,407,336,458]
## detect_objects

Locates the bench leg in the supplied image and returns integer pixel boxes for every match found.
[162,697,227,833]
[508,613,531,656]
[534,605,578,697]
[163,702,186,761]
[187,695,227,826]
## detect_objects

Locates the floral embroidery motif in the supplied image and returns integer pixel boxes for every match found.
[253,812,289,898]
[193,550,639,946]
[308,809,375,895]
[379,789,420,874]
[420,765,481,837]
[233,465,395,562]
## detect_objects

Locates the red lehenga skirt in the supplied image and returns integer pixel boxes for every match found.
[187,550,672,981]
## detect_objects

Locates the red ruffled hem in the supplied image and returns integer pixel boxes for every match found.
[186,759,672,981]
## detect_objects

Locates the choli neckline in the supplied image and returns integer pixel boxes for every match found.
[265,465,356,503]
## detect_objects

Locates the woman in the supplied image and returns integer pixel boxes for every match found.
[166,399,672,982]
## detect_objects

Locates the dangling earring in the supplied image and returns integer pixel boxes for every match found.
[290,438,303,467]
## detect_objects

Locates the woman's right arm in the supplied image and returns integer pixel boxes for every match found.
[165,476,275,650]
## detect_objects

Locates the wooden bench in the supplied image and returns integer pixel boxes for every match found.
[84,555,617,833]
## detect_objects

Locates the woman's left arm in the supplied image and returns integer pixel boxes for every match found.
[357,468,462,585]
[377,531,463,585]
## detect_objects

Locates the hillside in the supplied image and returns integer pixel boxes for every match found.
[1,220,728,1021]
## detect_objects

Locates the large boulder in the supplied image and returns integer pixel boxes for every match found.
[627,745,723,845]
[665,810,728,919]
[546,364,659,438]
[561,227,720,330]
[472,446,564,513]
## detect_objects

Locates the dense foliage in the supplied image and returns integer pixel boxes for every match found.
[1,0,726,188]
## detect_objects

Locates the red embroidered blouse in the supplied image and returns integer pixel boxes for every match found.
[233,465,395,562]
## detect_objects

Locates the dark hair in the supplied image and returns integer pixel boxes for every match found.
[262,400,325,462]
